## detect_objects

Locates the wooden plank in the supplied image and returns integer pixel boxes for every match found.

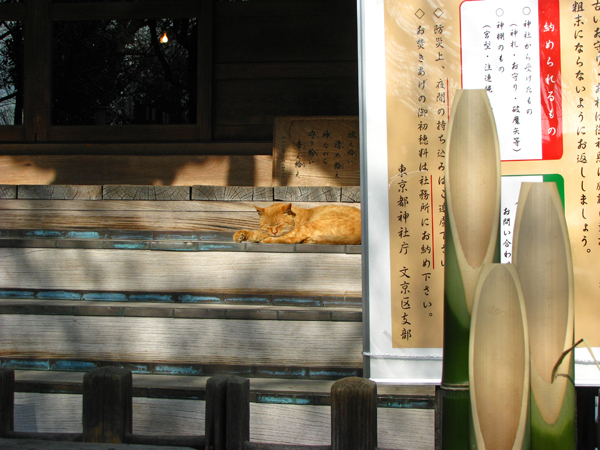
[214,80,359,127]
[0,200,360,232]
[12,394,434,449]
[102,186,190,201]
[192,186,254,201]
[0,438,194,450]
[214,62,358,80]
[0,300,361,322]
[0,4,26,20]
[0,186,16,199]
[0,127,25,142]
[17,186,102,200]
[213,126,273,142]
[0,143,272,156]
[214,15,357,63]
[46,126,211,144]
[0,210,258,232]
[0,199,359,212]
[0,155,273,186]
[215,0,357,18]
[14,372,434,401]
[197,0,213,141]
[274,187,341,202]
[51,0,202,20]
[0,315,362,367]
[272,117,359,187]
[340,187,360,203]
[0,248,361,297]
[82,368,132,444]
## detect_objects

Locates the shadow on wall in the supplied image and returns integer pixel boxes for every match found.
[1,155,261,187]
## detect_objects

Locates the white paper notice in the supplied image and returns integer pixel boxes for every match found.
[461,0,543,161]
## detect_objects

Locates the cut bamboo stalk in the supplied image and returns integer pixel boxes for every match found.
[469,263,530,450]
[512,182,575,450]
[442,89,501,450]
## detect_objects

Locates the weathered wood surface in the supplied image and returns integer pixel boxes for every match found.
[0,200,360,232]
[13,393,435,449]
[0,368,14,436]
[82,368,132,444]
[0,200,359,213]
[0,186,17,199]
[17,186,103,201]
[272,117,359,187]
[0,155,273,187]
[273,187,341,202]
[0,300,362,322]
[0,315,362,367]
[14,371,435,401]
[102,186,190,201]
[331,377,377,450]
[0,438,195,450]
[0,248,361,296]
[192,186,254,201]
[227,377,250,450]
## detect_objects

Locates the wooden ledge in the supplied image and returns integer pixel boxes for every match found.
[0,299,362,321]
[13,371,435,409]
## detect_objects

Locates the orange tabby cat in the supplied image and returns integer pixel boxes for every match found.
[233,203,361,245]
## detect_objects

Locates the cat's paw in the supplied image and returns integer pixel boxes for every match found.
[234,231,250,242]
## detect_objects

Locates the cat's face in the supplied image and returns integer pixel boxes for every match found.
[255,203,296,237]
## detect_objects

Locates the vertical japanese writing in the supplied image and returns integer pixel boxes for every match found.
[592,0,600,251]
[273,118,360,186]
[539,0,563,159]
[461,1,545,160]
[392,8,447,345]
[572,1,590,253]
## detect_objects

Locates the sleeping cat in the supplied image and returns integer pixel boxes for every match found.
[233,203,361,245]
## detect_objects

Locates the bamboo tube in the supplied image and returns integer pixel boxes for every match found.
[442,89,501,450]
[512,182,575,450]
[469,263,530,450]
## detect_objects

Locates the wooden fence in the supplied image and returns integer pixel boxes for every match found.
[0,367,379,450]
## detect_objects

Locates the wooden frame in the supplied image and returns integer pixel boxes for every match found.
[0,0,213,145]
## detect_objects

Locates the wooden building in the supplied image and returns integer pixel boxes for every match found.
[0,1,437,448]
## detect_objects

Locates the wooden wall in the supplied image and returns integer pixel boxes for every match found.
[212,0,359,141]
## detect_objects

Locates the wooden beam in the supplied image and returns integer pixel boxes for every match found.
[0,315,363,367]
[0,155,273,186]
[0,248,362,297]
[51,0,202,21]
[0,143,272,156]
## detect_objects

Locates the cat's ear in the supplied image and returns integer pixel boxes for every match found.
[283,203,295,216]
[254,205,265,216]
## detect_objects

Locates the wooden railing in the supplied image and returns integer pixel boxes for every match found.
[0,367,378,450]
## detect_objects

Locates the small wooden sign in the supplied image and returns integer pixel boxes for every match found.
[272,116,360,186]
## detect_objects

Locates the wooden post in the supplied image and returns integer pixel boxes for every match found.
[205,375,229,450]
[331,377,377,450]
[82,367,132,443]
[226,376,250,450]
[0,368,14,437]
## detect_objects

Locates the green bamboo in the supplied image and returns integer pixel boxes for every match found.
[442,89,501,450]
[513,182,575,450]
[529,365,575,450]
